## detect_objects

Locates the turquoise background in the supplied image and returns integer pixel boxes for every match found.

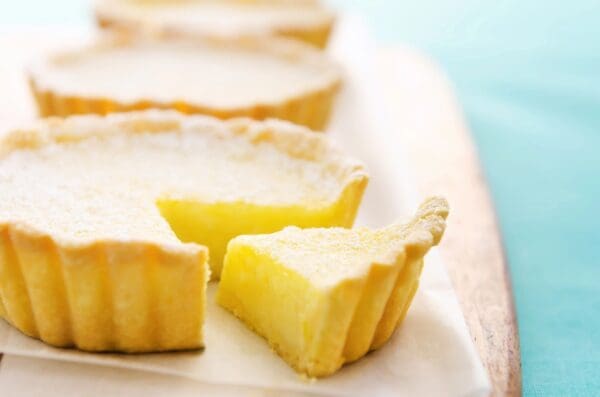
[1,1,599,395]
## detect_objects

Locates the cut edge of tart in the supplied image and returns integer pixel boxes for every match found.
[0,110,368,353]
[94,0,336,49]
[217,197,449,377]
[0,224,210,353]
[27,34,342,131]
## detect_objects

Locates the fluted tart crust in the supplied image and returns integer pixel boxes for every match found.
[0,110,368,352]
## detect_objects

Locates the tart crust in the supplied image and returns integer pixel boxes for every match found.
[28,35,342,131]
[94,0,336,49]
[0,110,368,352]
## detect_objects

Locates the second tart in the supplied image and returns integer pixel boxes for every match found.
[29,35,342,130]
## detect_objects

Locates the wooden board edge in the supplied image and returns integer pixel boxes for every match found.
[377,47,522,396]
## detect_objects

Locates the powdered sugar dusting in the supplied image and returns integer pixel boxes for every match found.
[0,112,364,246]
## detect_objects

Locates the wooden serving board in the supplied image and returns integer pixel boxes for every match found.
[0,32,521,396]
[377,48,522,396]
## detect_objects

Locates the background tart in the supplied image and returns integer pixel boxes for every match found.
[0,110,367,352]
[28,35,342,130]
[95,0,336,49]
[217,197,448,377]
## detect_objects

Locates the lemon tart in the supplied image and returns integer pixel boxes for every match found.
[0,110,367,352]
[95,0,336,49]
[217,197,448,377]
[28,35,341,130]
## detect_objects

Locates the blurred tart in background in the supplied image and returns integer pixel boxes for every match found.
[0,110,368,352]
[95,0,336,49]
[28,35,342,130]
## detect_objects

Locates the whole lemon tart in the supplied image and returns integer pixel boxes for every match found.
[0,110,367,352]
[95,0,336,49]
[217,197,448,377]
[28,35,341,130]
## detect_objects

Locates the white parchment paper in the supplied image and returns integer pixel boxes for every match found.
[0,15,490,397]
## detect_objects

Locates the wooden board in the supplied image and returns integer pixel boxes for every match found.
[0,32,521,396]
[377,48,521,396]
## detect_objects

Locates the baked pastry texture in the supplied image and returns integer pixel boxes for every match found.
[217,197,448,377]
[28,35,341,130]
[0,110,367,352]
[95,0,336,49]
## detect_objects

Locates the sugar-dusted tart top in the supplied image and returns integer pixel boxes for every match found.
[95,0,335,40]
[29,36,341,110]
[0,111,366,248]
[232,197,449,287]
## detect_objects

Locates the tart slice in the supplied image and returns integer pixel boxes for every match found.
[28,35,341,130]
[95,0,336,49]
[0,110,367,352]
[217,197,448,377]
